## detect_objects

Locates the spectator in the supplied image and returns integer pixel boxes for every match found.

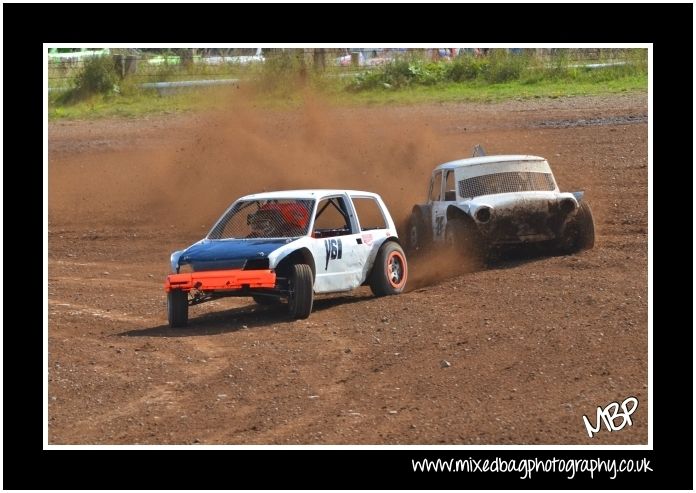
[438,48,451,60]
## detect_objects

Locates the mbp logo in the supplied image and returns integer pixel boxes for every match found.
[582,396,639,438]
[324,238,343,269]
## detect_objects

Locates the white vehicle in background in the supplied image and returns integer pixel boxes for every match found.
[202,48,264,65]
[406,150,595,261]
[165,190,408,327]
[47,48,110,63]
[146,48,265,66]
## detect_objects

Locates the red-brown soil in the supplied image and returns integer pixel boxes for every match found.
[48,92,648,444]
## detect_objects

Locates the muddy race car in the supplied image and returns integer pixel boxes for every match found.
[165,190,408,327]
[406,153,595,260]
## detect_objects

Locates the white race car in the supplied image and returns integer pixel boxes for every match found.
[406,153,595,260]
[165,190,408,327]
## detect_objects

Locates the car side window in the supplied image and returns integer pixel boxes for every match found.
[313,197,353,238]
[429,171,443,202]
[351,197,387,231]
[444,170,456,201]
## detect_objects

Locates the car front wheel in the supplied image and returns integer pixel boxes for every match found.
[558,201,595,253]
[287,264,314,319]
[572,201,595,251]
[167,290,189,328]
[445,217,485,267]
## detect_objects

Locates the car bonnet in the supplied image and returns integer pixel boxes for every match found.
[178,238,293,271]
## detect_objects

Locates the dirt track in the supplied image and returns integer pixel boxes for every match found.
[48,92,648,444]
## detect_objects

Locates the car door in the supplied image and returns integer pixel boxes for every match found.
[349,194,391,282]
[430,170,447,242]
[310,195,363,293]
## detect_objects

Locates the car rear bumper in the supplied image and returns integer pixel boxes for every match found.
[164,269,276,292]
[473,196,577,244]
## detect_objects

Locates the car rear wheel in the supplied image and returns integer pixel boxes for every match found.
[287,264,314,319]
[406,212,430,255]
[369,242,408,296]
[168,290,189,328]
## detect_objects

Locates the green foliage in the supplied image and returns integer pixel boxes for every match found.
[348,48,648,93]
[150,60,180,81]
[544,49,572,79]
[48,49,648,120]
[444,57,487,81]
[254,50,306,94]
[74,55,119,97]
[348,60,451,90]
[481,49,529,83]
[349,50,530,89]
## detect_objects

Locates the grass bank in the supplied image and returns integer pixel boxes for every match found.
[49,89,221,120]
[48,49,648,120]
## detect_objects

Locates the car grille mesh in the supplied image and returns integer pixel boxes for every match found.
[458,172,556,198]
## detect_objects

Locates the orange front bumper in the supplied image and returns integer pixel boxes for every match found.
[164,269,276,292]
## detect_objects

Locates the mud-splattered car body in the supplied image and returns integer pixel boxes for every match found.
[165,190,408,327]
[406,155,595,258]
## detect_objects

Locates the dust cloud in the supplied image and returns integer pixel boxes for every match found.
[406,246,482,291]
[143,88,444,232]
[48,85,530,288]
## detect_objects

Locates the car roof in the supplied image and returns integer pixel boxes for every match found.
[435,155,547,171]
[239,189,381,201]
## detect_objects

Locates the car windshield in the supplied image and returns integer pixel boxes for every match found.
[208,199,314,239]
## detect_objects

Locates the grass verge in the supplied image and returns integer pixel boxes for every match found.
[48,50,648,120]
[48,75,647,120]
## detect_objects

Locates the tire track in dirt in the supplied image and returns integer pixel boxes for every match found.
[48,93,648,444]
[48,299,157,324]
[49,275,161,289]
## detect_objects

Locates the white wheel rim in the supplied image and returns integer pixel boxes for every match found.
[389,256,403,284]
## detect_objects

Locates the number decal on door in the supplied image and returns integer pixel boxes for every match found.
[435,216,444,237]
[324,238,343,269]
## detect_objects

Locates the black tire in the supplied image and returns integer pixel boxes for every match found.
[167,290,189,328]
[406,212,430,255]
[369,242,408,296]
[559,201,596,253]
[252,295,282,305]
[573,201,595,251]
[445,217,485,266]
[287,264,314,319]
